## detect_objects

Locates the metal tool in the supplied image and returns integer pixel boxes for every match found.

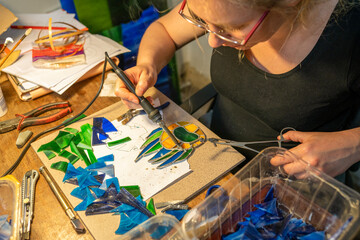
[39,166,85,233]
[117,102,170,125]
[21,170,39,240]
[154,200,185,209]
[209,127,296,153]
[105,52,182,149]
[0,101,72,134]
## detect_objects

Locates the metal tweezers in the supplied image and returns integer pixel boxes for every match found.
[209,127,296,153]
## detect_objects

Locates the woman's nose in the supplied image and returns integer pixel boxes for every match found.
[208,32,225,48]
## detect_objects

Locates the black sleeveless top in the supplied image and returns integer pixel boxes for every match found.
[210,4,360,156]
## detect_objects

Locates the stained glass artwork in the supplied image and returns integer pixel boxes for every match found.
[135,121,206,169]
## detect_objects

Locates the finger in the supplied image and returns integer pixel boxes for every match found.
[115,80,139,104]
[281,130,307,143]
[122,99,142,109]
[281,161,308,176]
[270,154,294,166]
[135,72,154,96]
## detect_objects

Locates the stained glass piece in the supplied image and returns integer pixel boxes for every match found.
[173,127,198,142]
[102,117,117,132]
[85,183,121,215]
[64,113,86,126]
[121,185,141,198]
[70,141,91,166]
[87,165,115,178]
[74,188,96,211]
[141,130,162,149]
[184,123,198,132]
[148,148,172,162]
[107,137,131,147]
[143,142,162,156]
[38,141,61,153]
[157,151,186,169]
[43,150,56,160]
[174,149,193,163]
[54,132,74,149]
[146,198,156,216]
[147,128,162,138]
[165,209,188,221]
[149,150,178,164]
[59,149,80,164]
[161,137,176,150]
[86,160,107,170]
[86,149,98,164]
[97,154,114,162]
[71,186,88,200]
[106,177,121,193]
[91,187,106,198]
[65,127,78,134]
[50,161,68,172]
[135,138,160,162]
[77,172,102,188]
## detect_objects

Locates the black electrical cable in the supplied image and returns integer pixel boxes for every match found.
[1,53,109,177]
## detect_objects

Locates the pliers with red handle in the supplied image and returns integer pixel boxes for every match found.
[0,101,72,134]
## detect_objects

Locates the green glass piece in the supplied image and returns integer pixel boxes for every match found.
[121,185,141,198]
[59,150,80,164]
[146,198,156,216]
[54,131,70,140]
[76,132,92,150]
[86,149,98,164]
[174,127,198,142]
[43,150,56,160]
[38,141,61,153]
[141,131,162,149]
[175,149,194,163]
[150,150,178,164]
[107,137,131,147]
[55,132,74,149]
[144,142,162,156]
[70,141,91,166]
[65,128,79,134]
[63,113,86,126]
[50,161,68,173]
[72,133,82,145]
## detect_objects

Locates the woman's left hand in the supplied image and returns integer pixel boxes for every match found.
[270,128,360,178]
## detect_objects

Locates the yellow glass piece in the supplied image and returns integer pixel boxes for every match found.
[185,124,198,132]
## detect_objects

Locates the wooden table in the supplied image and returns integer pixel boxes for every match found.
[0,74,232,239]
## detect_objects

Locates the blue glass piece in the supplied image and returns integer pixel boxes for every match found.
[85,183,122,216]
[298,231,325,240]
[147,128,162,138]
[102,117,118,133]
[74,188,96,211]
[330,216,352,239]
[264,185,274,202]
[86,160,107,170]
[92,118,108,145]
[115,213,139,235]
[149,148,172,161]
[157,150,185,169]
[248,209,266,225]
[97,154,114,162]
[254,213,283,228]
[63,163,86,182]
[135,138,160,162]
[77,172,102,188]
[71,186,88,200]
[87,165,115,178]
[222,224,246,240]
[165,209,189,221]
[91,187,106,198]
[106,177,120,193]
[117,188,154,218]
[0,214,11,239]
[254,198,278,216]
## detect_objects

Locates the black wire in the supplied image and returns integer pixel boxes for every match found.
[1,54,108,177]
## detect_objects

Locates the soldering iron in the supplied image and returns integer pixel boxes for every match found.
[104,52,182,149]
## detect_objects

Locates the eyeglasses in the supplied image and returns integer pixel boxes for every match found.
[178,0,269,46]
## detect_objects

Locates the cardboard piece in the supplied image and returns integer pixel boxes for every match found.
[0,4,17,36]
[31,88,245,239]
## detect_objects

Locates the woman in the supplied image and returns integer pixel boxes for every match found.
[115,0,360,188]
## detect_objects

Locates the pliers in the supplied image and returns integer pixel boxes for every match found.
[117,101,170,125]
[0,101,72,134]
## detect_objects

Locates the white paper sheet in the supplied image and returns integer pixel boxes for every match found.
[92,114,192,200]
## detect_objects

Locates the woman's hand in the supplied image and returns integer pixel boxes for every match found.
[115,64,158,109]
[270,129,360,178]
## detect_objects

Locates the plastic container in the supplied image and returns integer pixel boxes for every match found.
[0,175,21,240]
[119,214,189,240]
[181,147,360,239]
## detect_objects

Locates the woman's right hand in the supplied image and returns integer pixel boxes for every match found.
[115,64,158,109]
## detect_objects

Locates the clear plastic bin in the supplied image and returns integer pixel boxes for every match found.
[0,175,21,240]
[181,147,360,239]
[119,214,188,240]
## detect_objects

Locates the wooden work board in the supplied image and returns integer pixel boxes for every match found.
[31,87,245,239]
